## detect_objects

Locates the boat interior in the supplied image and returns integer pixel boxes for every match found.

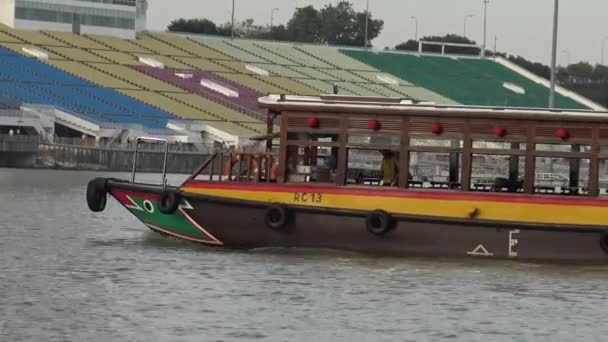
[185,95,608,198]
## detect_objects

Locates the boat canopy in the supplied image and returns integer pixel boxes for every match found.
[115,94,597,199]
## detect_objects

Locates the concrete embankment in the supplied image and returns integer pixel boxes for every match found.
[1,137,211,174]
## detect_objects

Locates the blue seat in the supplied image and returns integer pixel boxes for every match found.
[0,82,53,104]
[0,46,175,128]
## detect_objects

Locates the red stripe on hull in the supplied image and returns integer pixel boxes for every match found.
[182,181,608,207]
[112,188,159,202]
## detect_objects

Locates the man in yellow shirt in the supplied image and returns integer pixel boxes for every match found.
[380,150,399,186]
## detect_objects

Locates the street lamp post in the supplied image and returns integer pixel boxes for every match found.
[602,37,608,65]
[482,0,489,57]
[364,0,369,48]
[464,14,474,38]
[270,8,279,28]
[410,16,418,40]
[549,0,559,108]
[231,0,235,39]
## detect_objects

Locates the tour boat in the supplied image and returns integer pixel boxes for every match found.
[86,95,608,261]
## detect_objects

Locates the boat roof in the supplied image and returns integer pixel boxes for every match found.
[258,94,608,122]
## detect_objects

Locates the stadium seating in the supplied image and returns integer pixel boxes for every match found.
[0,25,271,135]
[0,23,595,141]
[0,46,173,128]
[132,65,265,120]
[341,50,586,109]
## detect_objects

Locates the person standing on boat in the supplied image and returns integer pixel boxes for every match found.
[380,150,399,186]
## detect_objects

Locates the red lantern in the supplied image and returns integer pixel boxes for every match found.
[368,119,380,130]
[307,117,319,128]
[493,127,507,137]
[431,123,443,135]
[555,128,569,140]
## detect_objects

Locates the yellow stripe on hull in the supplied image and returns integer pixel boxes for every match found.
[181,187,608,227]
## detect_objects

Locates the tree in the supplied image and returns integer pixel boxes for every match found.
[285,2,383,46]
[286,5,323,43]
[592,64,608,82]
[166,2,383,46]
[167,18,220,35]
[394,40,418,51]
[567,62,594,79]
[319,1,383,46]
[258,25,289,41]
[353,9,384,47]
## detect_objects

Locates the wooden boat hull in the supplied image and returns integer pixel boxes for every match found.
[103,179,608,262]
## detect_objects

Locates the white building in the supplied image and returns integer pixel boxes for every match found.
[0,0,147,39]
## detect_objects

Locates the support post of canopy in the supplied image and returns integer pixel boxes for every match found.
[589,127,600,196]
[460,122,473,191]
[569,144,580,191]
[336,116,348,186]
[524,127,537,194]
[509,143,520,184]
[398,118,410,189]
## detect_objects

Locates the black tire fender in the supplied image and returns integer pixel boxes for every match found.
[366,210,394,235]
[600,231,608,254]
[265,204,289,230]
[86,178,107,212]
[158,190,180,214]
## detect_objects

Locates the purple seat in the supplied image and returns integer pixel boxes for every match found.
[131,65,265,121]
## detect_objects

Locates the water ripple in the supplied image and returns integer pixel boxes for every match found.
[2,169,608,341]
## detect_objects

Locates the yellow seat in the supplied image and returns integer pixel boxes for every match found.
[84,34,152,53]
[153,34,231,60]
[173,57,230,72]
[47,60,139,89]
[134,34,194,57]
[119,89,215,121]
[91,64,185,92]
[46,47,107,63]
[91,50,140,65]
[42,31,108,50]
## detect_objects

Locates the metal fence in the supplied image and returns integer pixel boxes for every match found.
[0,134,216,154]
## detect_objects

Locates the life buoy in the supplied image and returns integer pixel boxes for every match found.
[223,156,260,180]
[265,204,289,230]
[158,190,180,214]
[600,231,608,254]
[86,178,107,212]
[366,210,394,235]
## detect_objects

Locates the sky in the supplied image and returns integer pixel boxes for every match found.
[146,0,608,66]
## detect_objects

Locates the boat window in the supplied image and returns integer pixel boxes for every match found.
[409,152,462,189]
[408,136,463,190]
[472,141,527,150]
[470,140,526,192]
[410,138,463,148]
[470,154,526,192]
[536,143,591,153]
[285,130,339,184]
[347,149,382,186]
[347,134,400,147]
[346,148,405,187]
[534,157,589,195]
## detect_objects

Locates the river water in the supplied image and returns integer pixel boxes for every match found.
[1,168,608,341]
